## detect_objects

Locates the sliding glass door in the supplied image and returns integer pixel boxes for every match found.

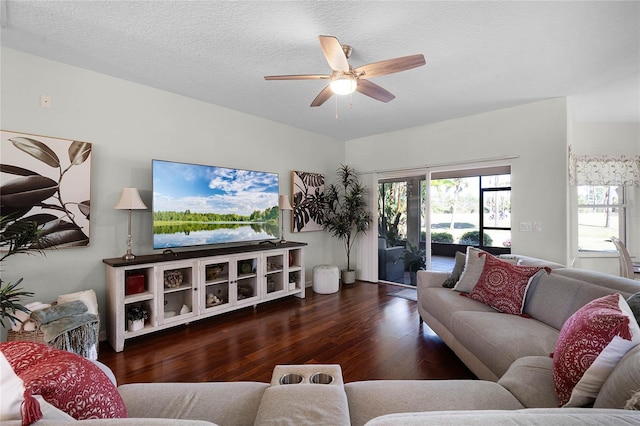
[378,175,424,285]
[376,167,511,285]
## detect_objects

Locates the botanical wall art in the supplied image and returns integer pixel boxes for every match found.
[291,171,324,232]
[0,130,92,248]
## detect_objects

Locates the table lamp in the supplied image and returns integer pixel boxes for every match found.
[278,195,293,244]
[114,187,147,260]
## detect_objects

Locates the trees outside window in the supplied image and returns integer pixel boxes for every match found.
[577,185,625,252]
[429,173,511,252]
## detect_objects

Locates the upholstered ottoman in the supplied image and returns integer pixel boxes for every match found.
[313,265,340,294]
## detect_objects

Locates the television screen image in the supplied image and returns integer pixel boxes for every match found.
[152,159,280,249]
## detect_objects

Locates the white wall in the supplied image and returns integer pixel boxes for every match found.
[345,98,570,269]
[0,48,344,337]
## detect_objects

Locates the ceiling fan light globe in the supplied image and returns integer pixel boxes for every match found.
[330,76,357,95]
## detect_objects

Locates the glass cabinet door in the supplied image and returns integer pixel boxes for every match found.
[156,262,197,324]
[264,251,286,299]
[234,253,260,305]
[200,257,232,313]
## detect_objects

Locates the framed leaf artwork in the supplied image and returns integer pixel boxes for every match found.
[291,171,324,232]
[1,130,92,248]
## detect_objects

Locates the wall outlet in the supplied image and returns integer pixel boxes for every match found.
[533,222,543,232]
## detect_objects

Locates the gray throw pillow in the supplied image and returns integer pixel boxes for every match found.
[453,247,487,293]
[442,251,466,288]
[627,292,640,326]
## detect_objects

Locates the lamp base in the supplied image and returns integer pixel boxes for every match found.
[122,248,135,260]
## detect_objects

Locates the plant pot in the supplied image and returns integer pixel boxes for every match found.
[409,271,417,286]
[128,319,144,332]
[341,269,356,285]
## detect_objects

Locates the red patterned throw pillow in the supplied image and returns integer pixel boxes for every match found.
[0,341,127,421]
[469,253,545,315]
[552,293,640,407]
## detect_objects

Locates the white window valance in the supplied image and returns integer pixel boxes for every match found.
[569,146,640,186]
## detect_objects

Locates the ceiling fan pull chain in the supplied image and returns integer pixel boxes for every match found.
[335,95,339,119]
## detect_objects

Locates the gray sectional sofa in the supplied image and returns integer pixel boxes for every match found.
[415,253,640,414]
[5,254,640,425]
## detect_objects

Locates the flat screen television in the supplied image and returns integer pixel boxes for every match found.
[152,159,280,249]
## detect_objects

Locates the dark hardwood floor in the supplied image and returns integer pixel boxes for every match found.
[98,282,475,385]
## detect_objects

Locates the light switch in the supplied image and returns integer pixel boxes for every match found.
[519,222,532,232]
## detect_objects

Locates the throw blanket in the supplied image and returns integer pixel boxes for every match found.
[30,301,99,359]
[30,300,87,324]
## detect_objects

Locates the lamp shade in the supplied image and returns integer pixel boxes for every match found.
[278,195,293,211]
[114,187,147,210]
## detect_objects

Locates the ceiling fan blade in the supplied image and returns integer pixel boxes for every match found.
[319,35,349,73]
[355,54,426,79]
[356,79,395,103]
[264,74,330,80]
[310,85,334,107]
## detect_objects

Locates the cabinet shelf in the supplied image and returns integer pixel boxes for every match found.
[104,243,306,352]
[163,283,192,294]
[205,276,229,285]
[124,291,154,304]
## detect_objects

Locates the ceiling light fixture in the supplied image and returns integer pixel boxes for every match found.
[330,74,357,95]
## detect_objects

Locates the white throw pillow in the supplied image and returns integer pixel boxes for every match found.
[57,289,99,315]
[452,247,487,293]
[0,351,24,421]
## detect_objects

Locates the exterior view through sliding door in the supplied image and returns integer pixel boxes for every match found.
[377,166,511,285]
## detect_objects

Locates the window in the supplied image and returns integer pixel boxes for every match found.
[577,185,625,252]
[430,167,511,255]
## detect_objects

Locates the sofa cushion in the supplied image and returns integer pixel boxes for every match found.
[553,293,640,407]
[119,382,268,425]
[553,268,640,298]
[498,356,559,408]
[255,384,350,426]
[453,247,487,293]
[419,287,496,332]
[345,380,523,426]
[0,341,126,421]
[442,251,466,288]
[363,408,640,426]
[524,270,631,330]
[469,254,546,315]
[453,311,559,378]
[594,342,640,409]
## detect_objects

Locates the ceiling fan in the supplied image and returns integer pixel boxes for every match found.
[264,35,426,107]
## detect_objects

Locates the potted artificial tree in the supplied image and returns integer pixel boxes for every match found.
[0,215,44,330]
[322,164,372,285]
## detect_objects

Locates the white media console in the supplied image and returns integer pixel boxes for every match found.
[103,242,306,352]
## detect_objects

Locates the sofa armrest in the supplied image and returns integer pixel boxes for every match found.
[417,270,449,289]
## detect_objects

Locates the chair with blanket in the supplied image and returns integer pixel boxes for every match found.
[7,291,100,360]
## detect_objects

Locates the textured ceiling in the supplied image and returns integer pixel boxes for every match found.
[1,1,639,140]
